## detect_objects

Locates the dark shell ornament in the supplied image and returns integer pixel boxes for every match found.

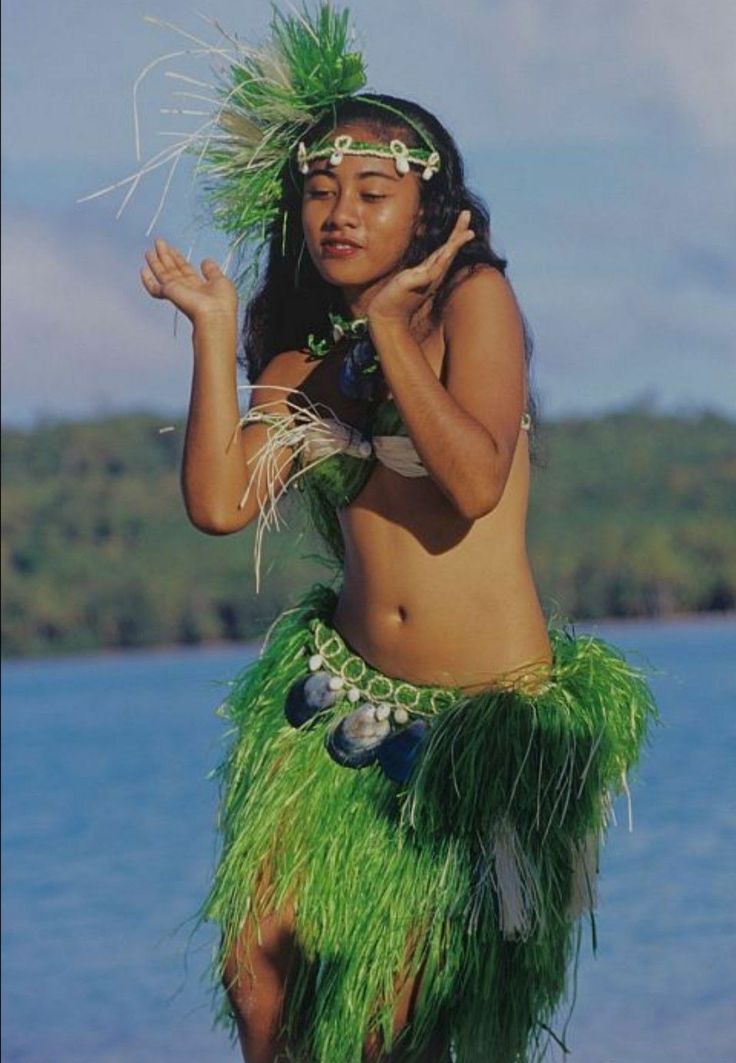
[284,670,338,727]
[325,703,392,768]
[283,644,434,781]
[376,719,431,784]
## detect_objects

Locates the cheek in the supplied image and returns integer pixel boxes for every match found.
[376,196,415,228]
[369,200,418,253]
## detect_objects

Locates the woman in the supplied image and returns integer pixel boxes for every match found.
[136,6,659,1062]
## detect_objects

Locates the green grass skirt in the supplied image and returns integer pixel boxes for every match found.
[192,582,661,1061]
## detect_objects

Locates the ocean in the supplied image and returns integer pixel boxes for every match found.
[2,614,734,1062]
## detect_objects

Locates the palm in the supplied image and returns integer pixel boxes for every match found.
[162,269,234,317]
[140,238,237,323]
[367,210,474,325]
[370,267,433,317]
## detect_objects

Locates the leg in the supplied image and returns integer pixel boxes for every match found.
[363,1016,452,1062]
[362,941,452,1062]
[222,890,302,1063]
[222,855,451,1063]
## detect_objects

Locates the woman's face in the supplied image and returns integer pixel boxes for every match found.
[301,123,423,295]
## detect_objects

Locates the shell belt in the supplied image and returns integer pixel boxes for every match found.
[305,616,459,720]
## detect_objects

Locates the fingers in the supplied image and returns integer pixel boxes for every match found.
[140,236,198,297]
[427,210,473,263]
[168,242,198,276]
[142,239,172,289]
[154,237,178,272]
[428,211,474,264]
[410,210,474,287]
[140,264,163,297]
[453,209,473,235]
[442,209,475,258]
[144,237,185,277]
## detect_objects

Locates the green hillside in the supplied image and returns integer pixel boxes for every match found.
[2,406,734,658]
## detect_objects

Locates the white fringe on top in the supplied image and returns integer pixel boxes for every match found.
[230,385,355,593]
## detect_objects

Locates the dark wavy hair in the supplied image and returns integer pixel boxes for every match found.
[240,93,542,461]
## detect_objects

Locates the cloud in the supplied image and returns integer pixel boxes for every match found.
[1,209,195,424]
[479,141,736,417]
[416,0,736,148]
[2,2,734,426]
[4,0,735,183]
[629,1,736,147]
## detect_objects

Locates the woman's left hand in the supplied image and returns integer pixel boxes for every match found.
[366,210,475,330]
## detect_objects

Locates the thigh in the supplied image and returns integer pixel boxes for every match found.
[362,942,452,1062]
[221,895,299,996]
[223,864,451,1062]
[221,865,303,1059]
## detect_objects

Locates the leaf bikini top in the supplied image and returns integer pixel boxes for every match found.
[231,383,532,591]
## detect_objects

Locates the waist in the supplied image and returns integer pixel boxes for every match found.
[332,574,553,694]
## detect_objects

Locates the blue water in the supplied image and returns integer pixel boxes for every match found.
[2,615,735,1062]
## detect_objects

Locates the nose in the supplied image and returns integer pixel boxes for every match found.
[324,189,360,231]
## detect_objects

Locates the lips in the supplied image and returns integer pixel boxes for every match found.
[321,237,364,257]
[321,236,363,249]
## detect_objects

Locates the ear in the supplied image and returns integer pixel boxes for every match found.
[414,204,427,239]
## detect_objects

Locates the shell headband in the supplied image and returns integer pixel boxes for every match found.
[297,134,441,181]
[79,1,442,296]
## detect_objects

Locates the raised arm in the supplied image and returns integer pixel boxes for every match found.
[140,237,305,536]
[183,330,312,536]
[368,264,527,519]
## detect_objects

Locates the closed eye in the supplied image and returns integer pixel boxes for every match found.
[305,191,387,201]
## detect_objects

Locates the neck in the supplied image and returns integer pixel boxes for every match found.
[340,276,388,319]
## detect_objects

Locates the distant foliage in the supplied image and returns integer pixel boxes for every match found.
[527,408,736,620]
[1,414,330,658]
[2,407,734,658]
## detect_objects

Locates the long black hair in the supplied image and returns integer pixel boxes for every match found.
[240,93,542,459]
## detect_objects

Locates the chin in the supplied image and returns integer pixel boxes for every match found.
[317,261,380,285]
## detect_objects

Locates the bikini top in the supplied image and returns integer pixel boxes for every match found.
[233,383,532,590]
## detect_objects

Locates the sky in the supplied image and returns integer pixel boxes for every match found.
[2,0,735,426]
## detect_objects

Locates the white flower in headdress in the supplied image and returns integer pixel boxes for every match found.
[389,139,411,175]
[297,141,310,175]
[422,150,441,181]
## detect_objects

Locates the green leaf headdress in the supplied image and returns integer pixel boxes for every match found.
[79,1,442,297]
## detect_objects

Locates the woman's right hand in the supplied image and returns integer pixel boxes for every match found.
[140,237,238,325]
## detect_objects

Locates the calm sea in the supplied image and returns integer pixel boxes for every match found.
[2,615,735,1063]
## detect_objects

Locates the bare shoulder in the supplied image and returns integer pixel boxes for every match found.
[245,348,316,411]
[439,260,527,436]
[440,264,525,356]
[443,263,520,319]
[253,348,315,387]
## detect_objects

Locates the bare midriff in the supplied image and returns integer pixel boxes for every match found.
[283,307,554,698]
[332,427,554,696]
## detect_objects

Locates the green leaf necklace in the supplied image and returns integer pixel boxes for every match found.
[305,313,384,403]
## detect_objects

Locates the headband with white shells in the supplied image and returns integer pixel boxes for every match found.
[297,134,441,181]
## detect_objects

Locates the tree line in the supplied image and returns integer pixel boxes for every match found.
[2,404,734,657]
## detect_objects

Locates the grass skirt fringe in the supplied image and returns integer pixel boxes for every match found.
[192,581,661,1062]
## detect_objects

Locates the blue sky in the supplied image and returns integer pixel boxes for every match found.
[2,0,734,426]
